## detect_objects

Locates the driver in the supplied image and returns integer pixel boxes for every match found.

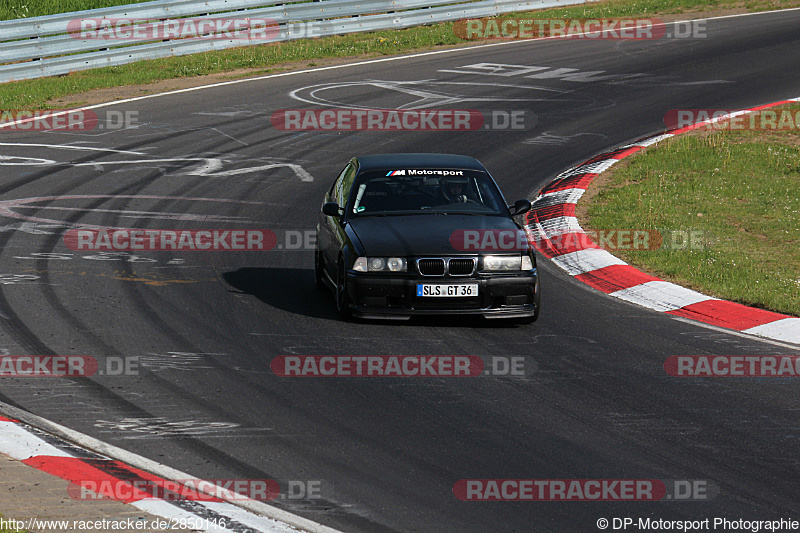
[441,175,470,203]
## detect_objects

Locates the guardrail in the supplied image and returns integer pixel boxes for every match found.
[0,0,594,84]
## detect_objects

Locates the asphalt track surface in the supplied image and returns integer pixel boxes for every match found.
[1,10,799,532]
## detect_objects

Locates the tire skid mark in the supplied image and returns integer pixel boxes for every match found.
[0,140,285,473]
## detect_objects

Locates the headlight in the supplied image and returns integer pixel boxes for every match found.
[353,257,406,272]
[386,257,406,272]
[482,255,522,271]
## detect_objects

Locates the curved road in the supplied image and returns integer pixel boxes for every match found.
[1,9,799,532]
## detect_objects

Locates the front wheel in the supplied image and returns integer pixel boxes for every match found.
[335,258,352,319]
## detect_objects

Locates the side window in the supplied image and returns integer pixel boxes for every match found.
[340,164,357,209]
[331,162,357,206]
[330,164,350,205]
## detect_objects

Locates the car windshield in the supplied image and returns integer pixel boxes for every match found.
[348,169,507,217]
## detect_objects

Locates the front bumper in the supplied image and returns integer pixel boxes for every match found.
[345,270,538,319]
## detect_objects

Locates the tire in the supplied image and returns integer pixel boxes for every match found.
[314,248,327,291]
[335,258,352,319]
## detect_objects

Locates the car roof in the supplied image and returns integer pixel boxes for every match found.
[355,153,487,172]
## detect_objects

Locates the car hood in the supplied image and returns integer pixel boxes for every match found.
[347,214,521,256]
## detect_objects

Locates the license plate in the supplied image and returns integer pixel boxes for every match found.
[416,284,478,297]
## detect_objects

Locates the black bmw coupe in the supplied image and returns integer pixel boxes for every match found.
[315,153,540,322]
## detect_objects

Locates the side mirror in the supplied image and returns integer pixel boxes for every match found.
[322,202,343,217]
[508,199,532,216]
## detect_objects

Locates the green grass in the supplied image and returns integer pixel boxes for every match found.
[1,0,800,109]
[585,104,800,316]
[0,0,144,19]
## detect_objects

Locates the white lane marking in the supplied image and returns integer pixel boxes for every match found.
[441,64,625,82]
[551,248,627,276]
[0,194,264,228]
[0,274,41,285]
[13,252,165,265]
[12,204,252,223]
[138,352,218,371]
[0,421,73,460]
[93,417,272,439]
[188,161,314,182]
[440,64,550,77]
[0,149,314,182]
[288,80,582,110]
[0,142,147,155]
[610,281,715,313]
[209,127,249,147]
[68,158,214,166]
[0,155,56,165]
[526,67,619,82]
[743,318,800,345]
[0,222,69,235]
[522,131,607,146]
[185,158,224,175]
[442,64,732,86]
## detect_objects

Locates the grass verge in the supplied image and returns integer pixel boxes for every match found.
[583,103,800,316]
[1,0,799,109]
[0,0,142,20]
